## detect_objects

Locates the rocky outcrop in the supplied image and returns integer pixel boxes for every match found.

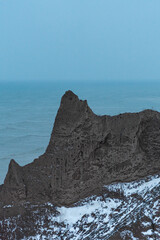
[1,173,160,239]
[1,160,26,204]
[1,90,160,207]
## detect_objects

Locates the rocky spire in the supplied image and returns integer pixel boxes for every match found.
[0,159,26,204]
[46,90,93,154]
[1,91,160,207]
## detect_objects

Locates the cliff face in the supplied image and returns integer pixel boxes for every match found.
[1,90,160,207]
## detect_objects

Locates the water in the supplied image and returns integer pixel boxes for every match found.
[0,81,160,184]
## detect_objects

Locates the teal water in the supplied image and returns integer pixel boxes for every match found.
[1,81,160,184]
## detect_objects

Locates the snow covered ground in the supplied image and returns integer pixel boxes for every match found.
[2,174,160,240]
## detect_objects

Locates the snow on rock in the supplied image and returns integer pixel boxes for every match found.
[105,174,160,197]
[120,230,139,240]
[3,205,13,208]
[1,174,160,240]
[142,229,153,236]
[56,197,121,225]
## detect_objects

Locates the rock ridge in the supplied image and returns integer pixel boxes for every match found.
[1,90,160,207]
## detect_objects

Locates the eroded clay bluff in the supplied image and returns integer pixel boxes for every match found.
[1,90,160,207]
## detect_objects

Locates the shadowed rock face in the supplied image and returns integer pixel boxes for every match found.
[1,90,160,207]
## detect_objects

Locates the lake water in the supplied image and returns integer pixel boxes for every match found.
[1,81,160,184]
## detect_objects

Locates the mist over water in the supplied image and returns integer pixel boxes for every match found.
[0,81,160,184]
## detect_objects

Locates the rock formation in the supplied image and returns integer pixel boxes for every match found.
[1,90,160,207]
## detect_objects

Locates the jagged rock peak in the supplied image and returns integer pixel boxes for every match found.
[4,159,22,185]
[58,90,89,112]
[61,90,79,102]
[9,159,19,168]
[45,91,93,156]
[1,91,160,208]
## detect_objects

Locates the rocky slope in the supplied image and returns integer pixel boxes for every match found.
[1,90,160,239]
[1,174,160,239]
[1,90,160,207]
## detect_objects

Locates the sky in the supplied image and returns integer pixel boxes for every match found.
[0,0,160,82]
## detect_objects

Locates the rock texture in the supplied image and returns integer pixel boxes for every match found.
[1,90,160,207]
[1,174,160,240]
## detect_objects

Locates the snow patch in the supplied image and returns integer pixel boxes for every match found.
[142,229,153,236]
[57,197,121,225]
[3,205,12,208]
[105,175,160,197]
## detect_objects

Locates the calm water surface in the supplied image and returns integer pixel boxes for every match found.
[1,81,160,184]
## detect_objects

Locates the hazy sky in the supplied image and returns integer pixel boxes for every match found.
[0,0,160,82]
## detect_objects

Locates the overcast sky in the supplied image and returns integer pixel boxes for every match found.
[0,0,160,82]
